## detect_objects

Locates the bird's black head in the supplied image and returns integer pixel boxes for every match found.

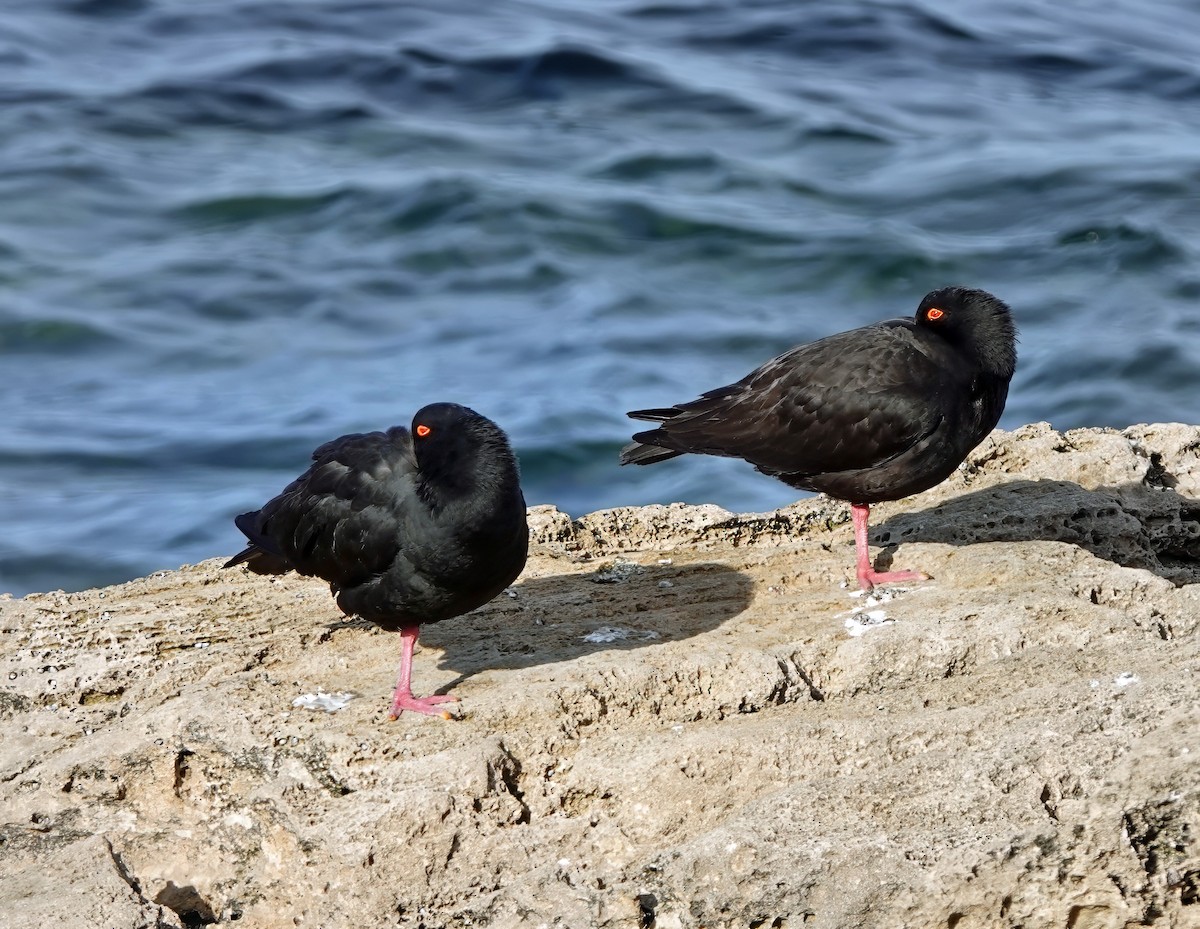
[410,402,520,498]
[915,286,1018,380]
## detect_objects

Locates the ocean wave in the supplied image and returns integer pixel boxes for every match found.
[678,5,976,56]
[1056,222,1186,270]
[111,80,372,132]
[0,318,122,355]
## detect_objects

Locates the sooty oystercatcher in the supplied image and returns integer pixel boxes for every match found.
[621,287,1017,590]
[225,402,529,718]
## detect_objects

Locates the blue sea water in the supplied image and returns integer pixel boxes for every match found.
[1,0,1199,596]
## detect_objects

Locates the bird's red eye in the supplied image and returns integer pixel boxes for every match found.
[416,424,432,438]
[926,307,945,321]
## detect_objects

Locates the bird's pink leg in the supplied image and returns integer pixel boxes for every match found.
[852,503,930,591]
[388,626,459,720]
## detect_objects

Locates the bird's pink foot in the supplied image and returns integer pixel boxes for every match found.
[856,566,930,592]
[387,625,460,720]
[850,503,931,592]
[388,691,459,721]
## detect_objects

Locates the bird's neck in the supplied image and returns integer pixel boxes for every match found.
[954,319,1017,381]
[419,453,519,511]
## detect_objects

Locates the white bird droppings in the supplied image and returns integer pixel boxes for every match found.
[292,691,354,713]
[582,626,660,644]
[844,611,895,637]
[839,588,909,636]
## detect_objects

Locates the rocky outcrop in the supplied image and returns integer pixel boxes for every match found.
[2,423,1199,929]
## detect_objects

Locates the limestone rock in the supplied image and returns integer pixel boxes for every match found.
[2,424,1200,928]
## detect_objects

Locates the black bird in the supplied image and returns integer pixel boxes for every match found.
[621,287,1017,590]
[225,403,529,718]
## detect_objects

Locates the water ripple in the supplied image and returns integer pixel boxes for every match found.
[2,0,1200,594]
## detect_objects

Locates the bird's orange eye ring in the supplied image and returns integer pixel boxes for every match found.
[416,424,432,438]
[926,307,945,321]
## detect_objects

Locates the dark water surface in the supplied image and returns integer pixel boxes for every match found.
[2,0,1199,595]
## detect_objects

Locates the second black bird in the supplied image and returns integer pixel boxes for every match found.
[621,286,1017,590]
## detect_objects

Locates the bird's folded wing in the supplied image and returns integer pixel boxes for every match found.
[658,327,954,477]
[258,428,417,585]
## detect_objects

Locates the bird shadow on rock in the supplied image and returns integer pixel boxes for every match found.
[874,478,1200,587]
[418,561,755,690]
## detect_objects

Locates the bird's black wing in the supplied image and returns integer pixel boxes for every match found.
[235,428,419,589]
[627,322,958,478]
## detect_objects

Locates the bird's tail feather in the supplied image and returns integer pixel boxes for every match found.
[627,407,683,423]
[620,437,684,466]
[222,546,294,574]
[622,407,689,465]
[223,511,293,574]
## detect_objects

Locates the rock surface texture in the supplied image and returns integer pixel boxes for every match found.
[3,423,1200,929]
